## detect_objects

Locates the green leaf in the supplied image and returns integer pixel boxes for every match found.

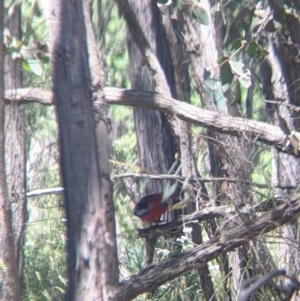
[157,0,172,7]
[228,61,246,76]
[22,59,32,72]
[229,39,242,52]
[231,81,241,106]
[192,6,209,26]
[27,59,43,76]
[35,271,42,281]
[20,46,35,60]
[229,60,251,88]
[238,76,251,89]
[3,27,10,37]
[246,41,258,57]
[218,57,234,86]
[58,274,67,286]
[55,286,65,294]
[257,46,269,59]
[0,259,5,271]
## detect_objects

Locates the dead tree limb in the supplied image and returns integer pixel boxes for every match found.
[5,87,300,155]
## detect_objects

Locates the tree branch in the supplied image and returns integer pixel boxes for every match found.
[26,187,64,197]
[237,270,286,301]
[5,87,299,154]
[5,88,52,105]
[113,173,268,189]
[109,193,300,301]
[104,88,289,150]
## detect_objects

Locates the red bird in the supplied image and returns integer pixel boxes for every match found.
[133,192,168,222]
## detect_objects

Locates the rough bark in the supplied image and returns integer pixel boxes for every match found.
[4,87,299,153]
[191,5,233,295]
[109,193,300,301]
[125,0,177,196]
[0,0,21,299]
[116,0,172,101]
[3,4,26,295]
[51,0,115,299]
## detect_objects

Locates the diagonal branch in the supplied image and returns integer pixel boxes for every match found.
[4,87,300,154]
[109,193,300,301]
[104,88,288,149]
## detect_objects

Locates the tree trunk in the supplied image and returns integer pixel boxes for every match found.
[121,1,216,298]
[83,0,119,286]
[126,0,177,195]
[51,0,117,299]
[4,4,26,295]
[0,0,21,299]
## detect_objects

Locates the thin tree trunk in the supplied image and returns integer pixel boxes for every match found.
[0,0,21,299]
[83,0,119,286]
[4,4,26,292]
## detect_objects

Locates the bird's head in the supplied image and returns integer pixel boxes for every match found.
[133,201,150,217]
